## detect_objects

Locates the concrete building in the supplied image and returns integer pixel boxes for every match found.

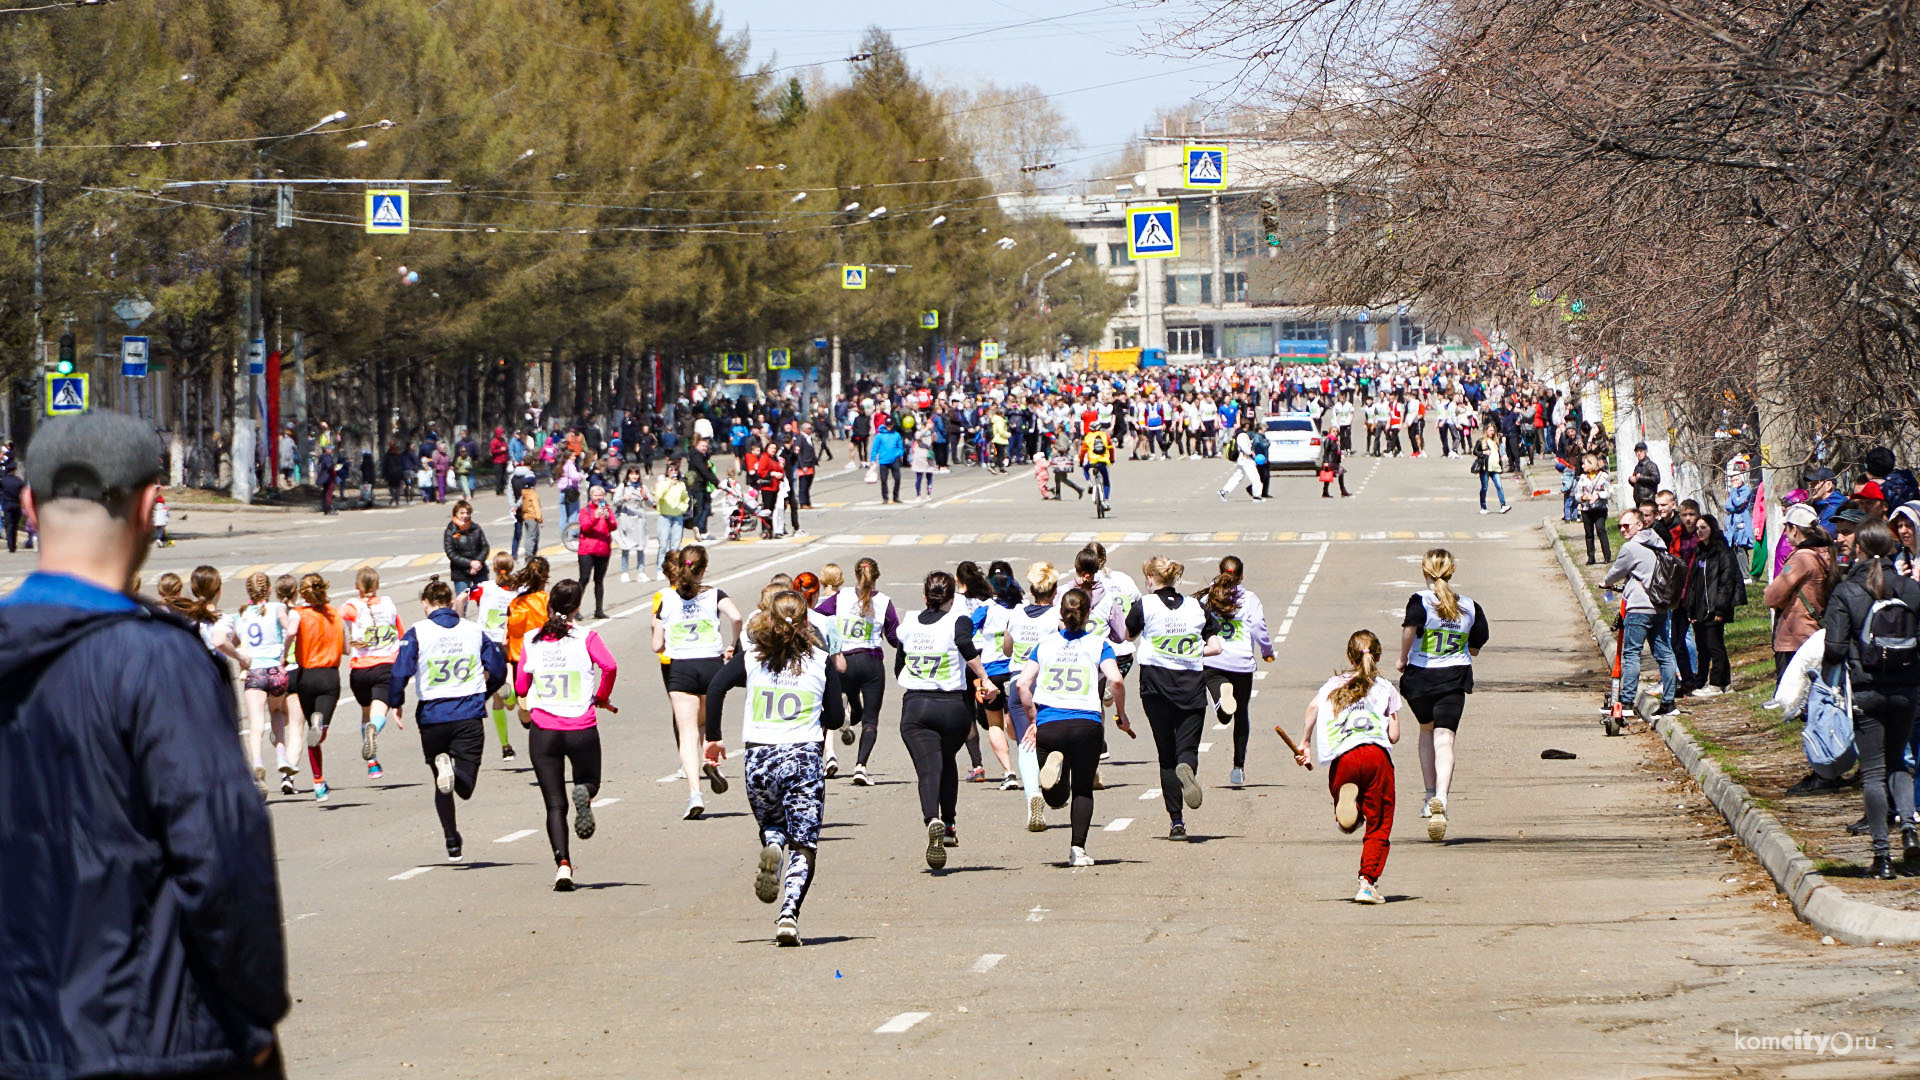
[1003,129,1439,363]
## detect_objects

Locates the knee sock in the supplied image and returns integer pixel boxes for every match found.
[434,792,458,839]
[308,745,324,782]
[491,706,511,748]
[781,848,814,918]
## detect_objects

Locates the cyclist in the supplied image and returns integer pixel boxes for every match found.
[1079,419,1114,504]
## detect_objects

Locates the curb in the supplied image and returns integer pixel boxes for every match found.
[1541,517,1920,946]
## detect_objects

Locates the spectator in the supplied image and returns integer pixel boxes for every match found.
[1764,504,1836,678]
[1685,514,1746,696]
[685,437,720,541]
[1576,454,1612,564]
[1803,467,1846,534]
[1724,465,1756,581]
[0,411,290,1079]
[1628,441,1661,505]
[1603,509,1679,717]
[1,459,24,552]
[489,427,510,495]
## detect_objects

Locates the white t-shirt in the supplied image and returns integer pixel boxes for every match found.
[1309,673,1400,767]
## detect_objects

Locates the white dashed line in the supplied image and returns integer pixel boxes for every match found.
[1254,671,1267,680]
[1027,906,1049,922]
[1199,742,1213,752]
[591,796,620,808]
[494,829,537,844]
[971,954,1006,973]
[389,866,434,881]
[1104,818,1133,832]
[1139,787,1161,800]
[876,1012,931,1034]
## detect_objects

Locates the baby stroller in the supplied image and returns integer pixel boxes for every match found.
[718,479,769,541]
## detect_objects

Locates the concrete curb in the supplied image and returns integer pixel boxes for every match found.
[1541,517,1920,946]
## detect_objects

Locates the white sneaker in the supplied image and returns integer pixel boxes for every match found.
[636,568,650,582]
[1038,751,1065,792]
[1426,796,1447,842]
[1354,877,1385,904]
[1479,508,1490,515]
[824,755,839,778]
[619,571,631,583]
[1069,846,1095,868]
[1498,505,1512,514]
[1692,685,1724,698]
[684,792,705,820]
[775,915,801,946]
[433,753,454,795]
[553,862,574,891]
[1217,683,1237,723]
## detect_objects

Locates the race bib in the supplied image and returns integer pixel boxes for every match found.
[751,687,821,726]
[1040,664,1090,696]
[903,653,953,681]
[1150,633,1201,658]
[1420,627,1467,657]
[669,619,720,648]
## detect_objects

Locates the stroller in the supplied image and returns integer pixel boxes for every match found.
[717,477,769,541]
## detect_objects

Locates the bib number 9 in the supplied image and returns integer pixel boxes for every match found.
[1040,664,1089,696]
[245,623,266,647]
[1219,618,1243,642]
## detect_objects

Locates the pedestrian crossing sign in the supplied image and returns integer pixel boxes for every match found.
[768,347,791,370]
[45,373,88,416]
[365,189,409,234]
[1183,145,1226,188]
[920,310,939,330]
[1126,205,1179,259]
[722,352,747,375]
[842,265,867,290]
[982,341,1001,361]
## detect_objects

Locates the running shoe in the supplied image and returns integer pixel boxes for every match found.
[1168,821,1188,841]
[1038,751,1065,793]
[1354,877,1385,904]
[1229,767,1245,787]
[703,762,730,794]
[1091,767,1106,790]
[1335,782,1361,833]
[851,765,872,787]
[574,785,596,840]
[314,780,330,803]
[1426,797,1447,842]
[446,833,464,862]
[1027,795,1046,832]
[775,915,801,946]
[361,722,378,762]
[924,820,948,870]
[824,756,839,779]
[434,753,455,795]
[501,744,517,761]
[553,861,574,891]
[1217,683,1237,724]
[942,825,958,848]
[684,793,705,820]
[755,843,784,903]
[966,765,986,783]
[1498,505,1512,514]
[253,764,266,784]
[839,723,856,746]
[367,761,383,779]
[279,775,297,796]
[999,773,1021,791]
[1174,763,1203,809]
[1069,846,1095,868]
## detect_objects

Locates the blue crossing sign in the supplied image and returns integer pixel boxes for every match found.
[767,347,791,370]
[1183,145,1226,189]
[365,189,409,234]
[1126,205,1179,259]
[722,352,747,376]
[45,373,88,416]
[841,265,867,290]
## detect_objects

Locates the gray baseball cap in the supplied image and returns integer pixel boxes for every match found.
[25,411,165,504]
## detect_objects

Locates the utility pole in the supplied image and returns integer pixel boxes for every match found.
[31,72,45,427]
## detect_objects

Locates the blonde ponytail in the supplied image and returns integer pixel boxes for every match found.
[1329,630,1383,711]
[1422,548,1461,621]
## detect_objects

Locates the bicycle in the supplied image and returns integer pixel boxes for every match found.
[1088,463,1111,519]
[562,521,580,553]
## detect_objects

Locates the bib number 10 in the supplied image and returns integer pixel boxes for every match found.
[752,688,817,724]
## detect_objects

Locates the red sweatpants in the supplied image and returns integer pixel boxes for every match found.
[1328,743,1395,883]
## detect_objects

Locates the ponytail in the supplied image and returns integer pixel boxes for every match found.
[988,559,1023,606]
[1329,630,1382,711]
[182,565,223,624]
[855,557,879,618]
[1059,587,1090,633]
[1422,548,1461,621]
[668,545,708,599]
[542,579,583,640]
[512,555,550,595]
[1026,561,1058,603]
[748,590,817,674]
[421,575,455,609]
[1199,573,1238,618]
[299,572,331,613]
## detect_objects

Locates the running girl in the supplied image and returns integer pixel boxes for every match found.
[234,572,300,795]
[389,576,506,863]
[703,589,847,945]
[1125,556,1224,840]
[1005,562,1063,831]
[792,570,848,778]
[1018,586,1134,866]
[292,573,345,802]
[955,560,1006,784]
[976,561,1024,790]
[180,565,243,666]
[650,545,743,820]
[814,556,900,786]
[506,556,552,732]
[342,566,405,778]
[1200,554,1273,787]
[895,570,996,868]
[1395,549,1490,842]
[1288,630,1404,904]
[472,551,520,760]
[516,578,618,891]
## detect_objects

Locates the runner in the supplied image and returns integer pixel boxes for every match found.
[703,588,846,945]
[471,551,520,760]
[343,567,406,778]
[895,570,995,868]
[1395,548,1490,841]
[1004,562,1063,831]
[1200,554,1273,787]
[506,556,552,732]
[955,560,1008,784]
[977,560,1024,790]
[791,570,848,778]
[1018,585,1134,866]
[650,544,743,819]
[180,564,244,666]
[814,556,900,786]
[389,576,507,863]
[234,572,301,796]
[292,572,345,802]
[515,578,618,891]
[1124,556,1225,840]
[1286,629,1404,904]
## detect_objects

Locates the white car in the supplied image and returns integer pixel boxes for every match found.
[1262,412,1322,470]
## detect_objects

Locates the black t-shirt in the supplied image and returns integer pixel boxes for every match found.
[1397,593,1491,697]
[1128,588,1219,709]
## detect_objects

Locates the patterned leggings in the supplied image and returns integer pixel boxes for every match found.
[746,741,826,918]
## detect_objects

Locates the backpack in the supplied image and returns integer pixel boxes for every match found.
[1644,548,1687,610]
[1802,665,1855,768]
[1225,436,1240,462]
[1858,595,1920,674]
[1249,430,1270,464]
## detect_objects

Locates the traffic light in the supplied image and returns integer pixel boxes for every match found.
[1258,195,1280,247]
[55,332,75,375]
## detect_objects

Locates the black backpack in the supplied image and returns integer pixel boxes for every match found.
[1859,594,1920,674]
[1644,548,1687,610]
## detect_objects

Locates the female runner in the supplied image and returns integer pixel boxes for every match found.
[516,578,618,890]
[343,566,406,778]
[650,545,743,819]
[180,565,244,666]
[1200,554,1273,787]
[1018,586,1133,866]
[471,551,521,760]
[1004,562,1063,831]
[1125,556,1224,840]
[704,589,846,945]
[292,573,346,801]
[389,576,506,863]
[791,570,848,777]
[895,570,996,868]
[978,561,1025,790]
[506,556,552,732]
[1395,549,1489,841]
[234,572,301,794]
[1287,630,1404,904]
[814,557,900,786]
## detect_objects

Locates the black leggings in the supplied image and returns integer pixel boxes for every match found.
[1204,669,1254,767]
[530,725,602,865]
[1038,717,1103,847]
[1142,693,1204,822]
[1581,506,1612,562]
[899,690,972,826]
[419,717,484,840]
[842,650,887,767]
[577,553,610,613]
[1691,618,1730,689]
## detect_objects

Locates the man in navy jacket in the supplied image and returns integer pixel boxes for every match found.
[0,411,288,1079]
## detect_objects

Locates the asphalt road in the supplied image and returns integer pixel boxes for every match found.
[10,449,1917,1078]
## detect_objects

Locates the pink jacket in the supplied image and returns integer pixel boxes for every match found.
[577,501,615,557]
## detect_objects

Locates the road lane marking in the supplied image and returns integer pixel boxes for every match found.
[379,554,414,569]
[1104,818,1133,832]
[1027,906,1049,922]
[389,866,434,881]
[1139,787,1161,800]
[971,954,1006,973]
[1199,742,1213,752]
[494,829,537,844]
[875,1012,931,1034]
[591,796,620,808]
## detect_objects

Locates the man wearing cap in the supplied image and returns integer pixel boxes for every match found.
[0,412,290,1080]
[1629,442,1661,506]
[1604,508,1680,717]
[1804,467,1847,535]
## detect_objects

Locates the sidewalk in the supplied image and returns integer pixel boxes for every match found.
[1548,517,1920,942]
